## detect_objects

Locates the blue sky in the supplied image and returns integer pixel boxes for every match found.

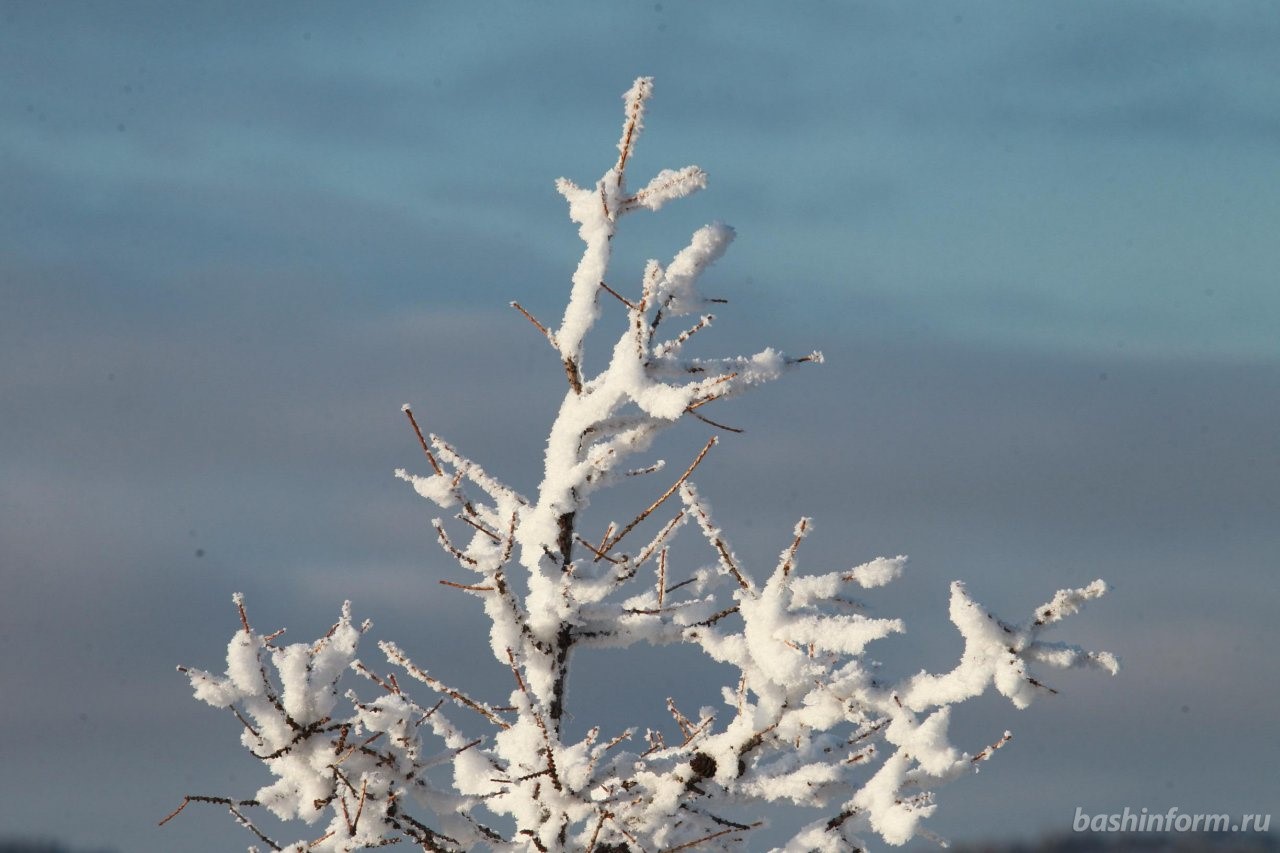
[2,2,1278,851]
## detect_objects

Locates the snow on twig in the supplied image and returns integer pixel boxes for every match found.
[173,78,1116,853]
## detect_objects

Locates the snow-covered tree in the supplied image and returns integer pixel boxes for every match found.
[166,78,1117,853]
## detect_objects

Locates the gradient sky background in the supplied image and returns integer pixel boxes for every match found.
[3,2,1278,851]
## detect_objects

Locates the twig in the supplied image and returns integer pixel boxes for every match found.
[383,642,510,729]
[575,534,622,564]
[625,460,666,477]
[688,605,740,628]
[657,547,668,608]
[231,706,260,737]
[596,521,616,556]
[655,314,714,357]
[402,406,444,477]
[353,660,398,694]
[681,715,714,747]
[595,436,717,560]
[505,648,528,694]
[615,77,651,180]
[585,810,612,853]
[685,408,743,433]
[458,512,502,542]
[440,579,496,592]
[635,510,686,567]
[779,517,811,577]
[666,697,695,740]
[682,486,752,591]
[599,280,637,311]
[659,822,760,852]
[159,796,282,851]
[664,576,698,596]
[159,795,256,826]
[350,778,369,834]
[511,301,557,346]
[234,593,252,634]
[432,520,478,567]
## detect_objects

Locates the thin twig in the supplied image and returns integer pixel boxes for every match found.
[779,517,811,577]
[667,697,695,739]
[231,706,260,737]
[681,715,715,747]
[234,594,252,634]
[615,78,650,179]
[585,810,611,853]
[625,460,666,477]
[458,512,502,542]
[433,520,478,567]
[655,314,714,357]
[599,280,637,310]
[689,605,740,628]
[596,522,616,557]
[686,392,727,412]
[575,534,622,564]
[595,436,717,560]
[159,795,254,826]
[635,510,686,566]
[664,576,698,596]
[685,408,743,433]
[402,406,444,476]
[351,778,369,834]
[683,487,752,591]
[159,796,281,851]
[505,648,528,694]
[657,547,668,608]
[511,301,556,345]
[659,822,760,852]
[440,579,496,592]
[383,642,510,729]
[352,660,398,694]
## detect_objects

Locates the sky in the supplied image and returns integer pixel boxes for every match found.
[2,1,1278,850]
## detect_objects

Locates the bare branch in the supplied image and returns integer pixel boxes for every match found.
[685,408,744,433]
[402,405,444,477]
[511,301,557,347]
[599,280,637,311]
[440,579,497,593]
[660,822,761,852]
[383,641,510,730]
[596,436,717,560]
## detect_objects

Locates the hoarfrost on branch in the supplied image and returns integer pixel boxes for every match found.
[171,78,1117,853]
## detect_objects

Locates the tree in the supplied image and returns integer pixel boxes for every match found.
[166,78,1117,853]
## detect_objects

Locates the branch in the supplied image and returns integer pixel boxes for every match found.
[595,436,717,560]
[402,405,444,476]
[383,641,510,730]
[511,300,557,346]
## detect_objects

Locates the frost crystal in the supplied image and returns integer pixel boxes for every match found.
[172,78,1116,852]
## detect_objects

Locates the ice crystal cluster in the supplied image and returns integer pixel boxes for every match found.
[173,78,1117,852]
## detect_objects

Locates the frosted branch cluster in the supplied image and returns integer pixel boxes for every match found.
[176,78,1116,853]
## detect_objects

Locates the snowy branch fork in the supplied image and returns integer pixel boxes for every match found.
[172,78,1116,853]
